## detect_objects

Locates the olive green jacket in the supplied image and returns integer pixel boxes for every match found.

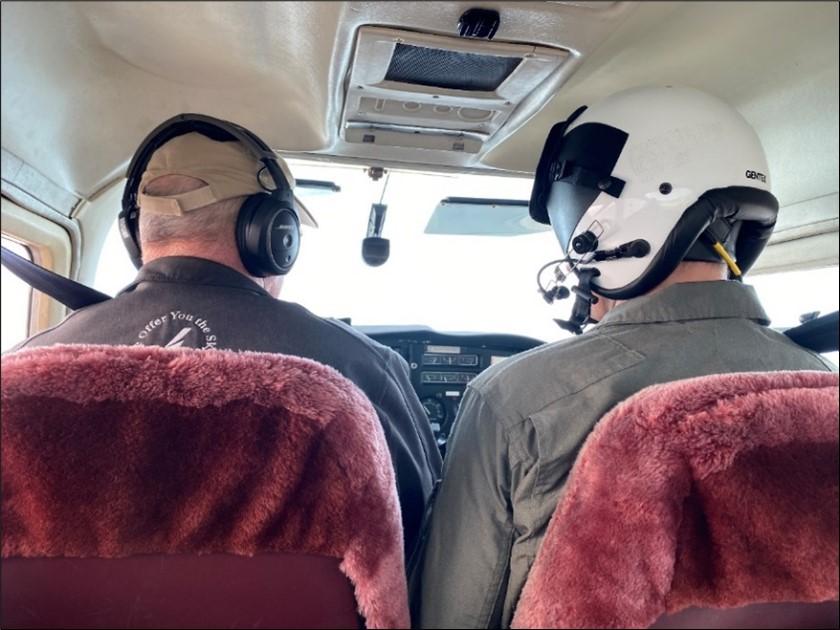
[418,281,834,629]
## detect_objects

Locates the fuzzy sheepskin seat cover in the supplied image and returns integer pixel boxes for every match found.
[1,344,409,629]
[512,370,839,629]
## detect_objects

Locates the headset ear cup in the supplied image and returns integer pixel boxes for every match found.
[271,209,300,274]
[235,194,260,274]
[236,194,300,277]
[118,213,143,268]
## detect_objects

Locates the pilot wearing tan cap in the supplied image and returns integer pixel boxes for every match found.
[17,115,442,568]
[135,129,318,297]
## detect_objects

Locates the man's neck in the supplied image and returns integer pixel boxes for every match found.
[595,262,729,317]
[142,242,282,296]
[648,261,729,296]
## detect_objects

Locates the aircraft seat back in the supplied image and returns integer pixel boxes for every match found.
[1,553,359,629]
[650,600,838,629]
[512,370,839,629]
[1,344,409,629]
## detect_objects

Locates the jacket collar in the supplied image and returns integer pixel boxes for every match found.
[597,281,770,328]
[122,256,270,297]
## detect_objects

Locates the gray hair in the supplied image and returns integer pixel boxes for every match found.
[138,175,244,245]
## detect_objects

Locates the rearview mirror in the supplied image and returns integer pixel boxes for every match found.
[295,179,341,195]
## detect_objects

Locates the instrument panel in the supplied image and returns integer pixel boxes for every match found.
[360,326,544,451]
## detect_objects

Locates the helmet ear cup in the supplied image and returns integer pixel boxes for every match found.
[235,193,301,277]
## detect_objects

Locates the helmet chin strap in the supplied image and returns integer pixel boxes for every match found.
[553,268,601,335]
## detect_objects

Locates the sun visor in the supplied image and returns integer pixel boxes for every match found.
[425,197,550,236]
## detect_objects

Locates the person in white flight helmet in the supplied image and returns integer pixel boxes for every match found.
[418,85,835,629]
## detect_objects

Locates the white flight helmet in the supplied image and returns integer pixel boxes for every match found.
[530,85,778,332]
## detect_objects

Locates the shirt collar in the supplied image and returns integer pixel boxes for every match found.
[122,256,270,297]
[596,281,770,328]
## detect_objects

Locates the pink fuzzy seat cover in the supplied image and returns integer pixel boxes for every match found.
[1,344,409,629]
[513,370,839,629]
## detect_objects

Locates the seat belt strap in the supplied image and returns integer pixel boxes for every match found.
[1,245,111,310]
[2,245,837,353]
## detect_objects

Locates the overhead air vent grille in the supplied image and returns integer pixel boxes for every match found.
[341,27,570,153]
[384,44,522,92]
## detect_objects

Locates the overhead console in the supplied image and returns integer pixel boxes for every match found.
[341,26,570,155]
[360,326,544,451]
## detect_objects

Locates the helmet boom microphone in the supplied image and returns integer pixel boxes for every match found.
[592,239,651,261]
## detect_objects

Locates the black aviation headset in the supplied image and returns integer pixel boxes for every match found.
[119,113,301,277]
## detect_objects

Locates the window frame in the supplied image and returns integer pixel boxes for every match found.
[1,196,74,336]
[1,236,34,349]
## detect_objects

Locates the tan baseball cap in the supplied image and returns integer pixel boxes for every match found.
[137,132,317,227]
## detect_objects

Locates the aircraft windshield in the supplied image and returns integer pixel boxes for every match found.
[283,162,567,341]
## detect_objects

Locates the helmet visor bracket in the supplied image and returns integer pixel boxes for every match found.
[538,121,629,253]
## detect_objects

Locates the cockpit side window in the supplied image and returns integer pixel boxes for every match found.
[749,266,839,366]
[1,236,33,351]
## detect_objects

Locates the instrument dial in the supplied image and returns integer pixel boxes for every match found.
[421,397,446,425]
